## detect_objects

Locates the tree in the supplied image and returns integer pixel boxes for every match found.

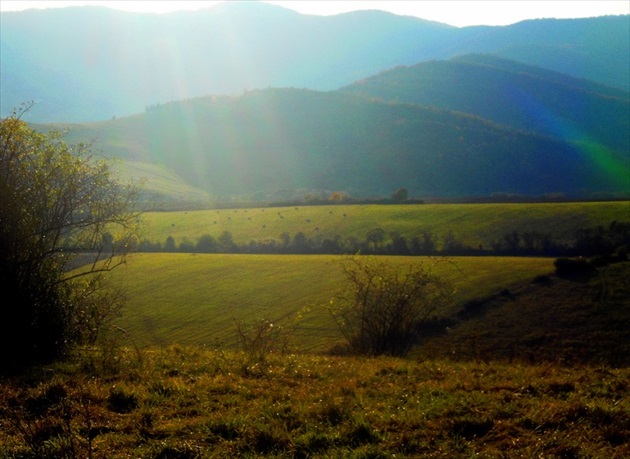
[365,228,385,252]
[328,191,348,203]
[328,256,454,356]
[0,104,141,370]
[196,234,218,253]
[392,187,408,202]
[411,231,436,255]
[388,231,410,255]
[164,235,176,252]
[218,230,237,252]
[291,231,310,253]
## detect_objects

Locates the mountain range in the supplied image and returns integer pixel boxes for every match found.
[2,3,629,201]
[2,4,628,122]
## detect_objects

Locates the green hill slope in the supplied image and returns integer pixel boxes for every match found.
[109,201,628,358]
[341,54,630,154]
[41,88,630,201]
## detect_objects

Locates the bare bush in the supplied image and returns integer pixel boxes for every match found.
[329,256,454,356]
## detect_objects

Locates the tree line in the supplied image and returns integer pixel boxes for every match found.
[132,221,629,258]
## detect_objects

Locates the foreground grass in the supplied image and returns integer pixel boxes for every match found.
[109,254,555,351]
[1,348,628,458]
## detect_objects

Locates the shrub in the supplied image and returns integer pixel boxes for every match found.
[328,256,454,356]
[233,316,295,373]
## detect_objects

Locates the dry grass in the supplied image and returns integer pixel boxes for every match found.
[417,261,630,367]
[1,347,628,458]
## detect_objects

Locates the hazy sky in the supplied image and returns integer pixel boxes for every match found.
[1,0,628,27]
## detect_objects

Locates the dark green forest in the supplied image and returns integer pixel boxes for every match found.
[341,54,630,154]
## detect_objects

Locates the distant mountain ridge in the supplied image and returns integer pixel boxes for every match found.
[1,4,628,122]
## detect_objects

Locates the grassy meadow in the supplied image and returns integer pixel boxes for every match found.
[138,201,630,249]
[109,254,556,352]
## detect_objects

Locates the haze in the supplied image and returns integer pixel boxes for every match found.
[1,0,628,27]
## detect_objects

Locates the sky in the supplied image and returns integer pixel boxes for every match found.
[1,0,628,27]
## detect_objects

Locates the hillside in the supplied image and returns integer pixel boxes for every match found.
[341,54,630,154]
[104,254,557,352]
[2,4,628,122]
[40,87,630,201]
[418,260,630,367]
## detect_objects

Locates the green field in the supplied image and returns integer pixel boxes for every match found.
[110,253,555,352]
[111,201,628,352]
[138,201,630,249]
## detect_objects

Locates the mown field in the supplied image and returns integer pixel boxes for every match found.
[137,201,630,249]
[109,200,629,352]
[109,254,556,352]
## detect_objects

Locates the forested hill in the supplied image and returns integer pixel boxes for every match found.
[341,54,630,155]
[2,3,628,122]
[48,87,630,201]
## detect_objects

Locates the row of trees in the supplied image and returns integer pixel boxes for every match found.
[134,222,629,258]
